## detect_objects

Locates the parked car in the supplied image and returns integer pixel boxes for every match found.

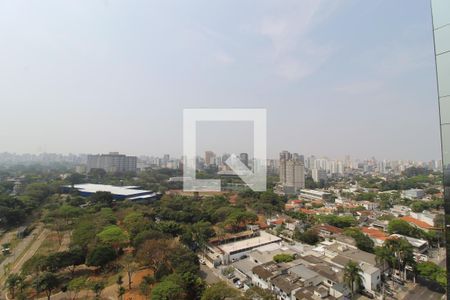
[360,290,374,299]
[392,276,404,285]
[234,280,243,289]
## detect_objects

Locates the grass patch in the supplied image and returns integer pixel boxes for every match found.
[34,232,61,256]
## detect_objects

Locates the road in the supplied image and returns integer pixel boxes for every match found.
[200,264,221,284]
[10,227,49,273]
[0,224,49,300]
[0,224,43,279]
[403,284,445,300]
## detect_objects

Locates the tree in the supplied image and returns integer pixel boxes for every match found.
[375,246,391,276]
[117,286,126,300]
[167,245,200,275]
[121,254,139,290]
[244,287,277,300]
[21,255,47,277]
[343,261,363,298]
[384,238,415,280]
[417,262,446,287]
[67,276,87,300]
[151,279,184,300]
[201,281,239,300]
[293,229,319,245]
[33,272,59,300]
[123,211,151,240]
[65,247,86,276]
[136,239,177,272]
[67,173,85,188]
[344,228,374,253]
[273,253,295,263]
[0,196,27,227]
[96,225,129,251]
[90,281,105,299]
[387,219,415,236]
[71,219,96,249]
[55,205,83,225]
[318,214,356,228]
[410,201,427,213]
[86,244,117,269]
[90,191,113,207]
[5,274,23,299]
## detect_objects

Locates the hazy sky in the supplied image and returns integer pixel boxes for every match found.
[0,0,442,160]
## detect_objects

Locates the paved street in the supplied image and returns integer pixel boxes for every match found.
[200,264,222,284]
[403,284,445,300]
[0,224,44,280]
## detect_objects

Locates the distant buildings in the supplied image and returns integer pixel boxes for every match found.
[279,151,305,194]
[299,189,332,202]
[312,168,327,183]
[204,151,216,166]
[87,152,137,173]
[402,189,425,199]
[240,152,249,167]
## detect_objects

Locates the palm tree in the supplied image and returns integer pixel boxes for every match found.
[5,274,23,299]
[344,260,363,299]
[384,238,415,280]
[375,246,392,297]
[375,246,391,275]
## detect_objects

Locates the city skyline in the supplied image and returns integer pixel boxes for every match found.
[0,0,441,161]
[0,150,442,164]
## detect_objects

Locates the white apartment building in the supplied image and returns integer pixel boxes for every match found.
[312,168,327,183]
[87,152,137,173]
[280,151,305,194]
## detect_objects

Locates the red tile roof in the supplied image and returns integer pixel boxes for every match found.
[270,218,285,225]
[400,216,432,230]
[316,224,343,234]
[361,227,388,241]
[300,208,316,215]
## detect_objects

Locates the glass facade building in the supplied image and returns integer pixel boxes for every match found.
[431,0,450,291]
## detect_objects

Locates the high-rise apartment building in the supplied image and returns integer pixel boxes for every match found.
[279,151,305,193]
[87,152,137,173]
[205,151,216,166]
[312,168,327,183]
[239,153,249,167]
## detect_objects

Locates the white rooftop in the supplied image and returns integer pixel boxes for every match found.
[218,231,281,254]
[390,234,428,248]
[71,183,151,196]
[300,189,331,196]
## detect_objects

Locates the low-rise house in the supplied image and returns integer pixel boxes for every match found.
[371,220,389,232]
[294,285,339,300]
[249,244,296,265]
[360,262,381,292]
[271,274,303,300]
[361,227,388,246]
[410,211,436,226]
[329,283,351,299]
[390,205,411,217]
[299,190,332,202]
[402,189,425,199]
[206,230,282,265]
[389,234,429,254]
[361,201,379,211]
[400,216,433,232]
[314,225,343,238]
[319,241,381,292]
[286,199,303,210]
